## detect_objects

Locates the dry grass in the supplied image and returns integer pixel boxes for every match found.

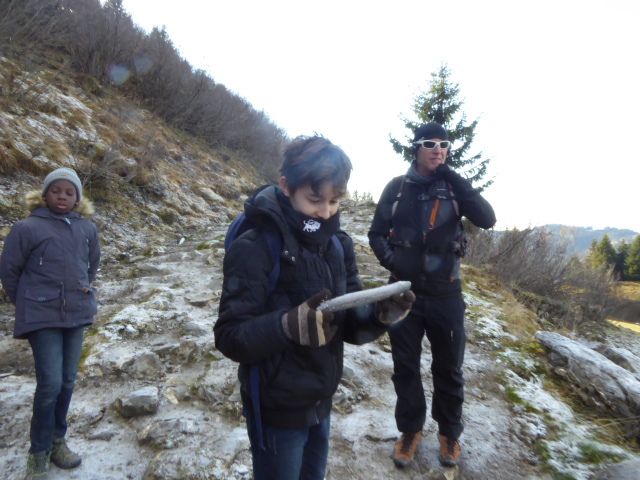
[41,141,70,163]
[463,264,541,336]
[64,108,90,130]
[609,281,640,323]
[615,281,640,301]
[0,138,47,175]
[500,296,540,336]
[543,377,640,451]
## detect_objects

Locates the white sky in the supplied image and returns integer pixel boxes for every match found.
[120,0,640,232]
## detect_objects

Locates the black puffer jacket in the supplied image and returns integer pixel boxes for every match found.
[214,186,385,428]
[368,165,495,296]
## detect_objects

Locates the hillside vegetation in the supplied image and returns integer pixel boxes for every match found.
[1,0,285,181]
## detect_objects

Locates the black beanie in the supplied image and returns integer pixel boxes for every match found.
[413,122,448,142]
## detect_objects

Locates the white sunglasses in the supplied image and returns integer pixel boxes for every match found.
[414,140,451,150]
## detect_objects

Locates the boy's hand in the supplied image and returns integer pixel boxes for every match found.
[282,289,337,347]
[375,290,416,326]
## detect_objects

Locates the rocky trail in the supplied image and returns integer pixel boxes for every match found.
[1,204,639,479]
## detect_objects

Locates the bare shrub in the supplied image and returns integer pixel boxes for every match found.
[0,0,69,53]
[350,191,375,206]
[562,257,616,321]
[465,226,616,325]
[68,138,122,196]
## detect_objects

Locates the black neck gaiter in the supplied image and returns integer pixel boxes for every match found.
[277,190,340,246]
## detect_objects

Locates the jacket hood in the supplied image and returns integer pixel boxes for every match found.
[25,190,95,217]
[244,185,298,253]
[244,185,288,231]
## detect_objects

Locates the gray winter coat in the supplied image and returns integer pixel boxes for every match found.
[0,193,101,339]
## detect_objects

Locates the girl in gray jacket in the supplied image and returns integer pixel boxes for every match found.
[0,167,100,480]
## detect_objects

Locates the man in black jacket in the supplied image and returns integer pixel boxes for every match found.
[215,135,415,480]
[368,122,496,467]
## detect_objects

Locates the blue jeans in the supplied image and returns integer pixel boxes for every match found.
[27,327,85,453]
[247,414,331,480]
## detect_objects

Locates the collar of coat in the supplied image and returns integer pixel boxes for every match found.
[24,190,95,217]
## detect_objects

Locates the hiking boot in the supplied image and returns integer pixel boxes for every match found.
[24,451,49,479]
[438,434,461,467]
[392,431,422,467]
[50,438,81,469]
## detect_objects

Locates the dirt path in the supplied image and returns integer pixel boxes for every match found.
[1,206,635,479]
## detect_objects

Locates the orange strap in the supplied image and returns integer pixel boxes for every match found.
[428,198,441,230]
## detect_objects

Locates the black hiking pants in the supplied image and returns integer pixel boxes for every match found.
[388,292,466,440]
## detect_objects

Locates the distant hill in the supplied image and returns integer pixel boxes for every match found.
[537,224,639,256]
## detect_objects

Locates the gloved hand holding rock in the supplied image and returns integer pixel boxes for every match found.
[282,289,337,347]
[375,290,416,326]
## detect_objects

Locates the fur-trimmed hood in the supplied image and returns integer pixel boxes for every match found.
[25,190,95,217]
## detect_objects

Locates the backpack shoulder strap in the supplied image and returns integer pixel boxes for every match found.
[391,175,406,217]
[224,214,246,251]
[263,229,282,293]
[330,234,344,261]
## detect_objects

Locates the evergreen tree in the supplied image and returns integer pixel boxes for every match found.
[589,234,617,270]
[627,235,640,277]
[390,64,492,190]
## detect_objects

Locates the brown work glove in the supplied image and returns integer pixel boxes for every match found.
[375,290,416,326]
[282,289,337,347]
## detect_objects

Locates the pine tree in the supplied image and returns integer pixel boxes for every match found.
[627,235,640,277]
[588,234,617,270]
[389,64,492,190]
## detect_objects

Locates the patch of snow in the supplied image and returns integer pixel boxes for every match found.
[54,91,92,115]
[505,369,633,479]
[25,118,65,142]
[36,111,66,128]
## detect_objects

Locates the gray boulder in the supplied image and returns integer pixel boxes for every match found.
[115,386,160,418]
[536,331,640,439]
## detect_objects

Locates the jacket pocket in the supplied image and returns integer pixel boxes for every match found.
[23,287,62,323]
[66,287,97,318]
[392,246,423,279]
[262,348,336,411]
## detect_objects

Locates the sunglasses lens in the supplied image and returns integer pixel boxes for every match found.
[423,141,436,149]
[441,141,450,149]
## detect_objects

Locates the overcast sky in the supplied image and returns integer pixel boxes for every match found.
[120,0,640,233]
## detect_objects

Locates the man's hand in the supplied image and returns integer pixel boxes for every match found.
[375,290,416,326]
[435,164,475,199]
[282,289,337,347]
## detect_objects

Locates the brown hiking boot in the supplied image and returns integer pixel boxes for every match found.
[438,434,461,467]
[392,431,422,467]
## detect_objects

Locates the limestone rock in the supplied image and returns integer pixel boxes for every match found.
[536,331,640,438]
[115,386,160,418]
[185,292,214,307]
[142,448,245,480]
[597,345,640,381]
[198,187,224,204]
[137,418,196,449]
[124,352,165,380]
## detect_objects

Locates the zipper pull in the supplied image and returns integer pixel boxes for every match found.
[39,257,43,266]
